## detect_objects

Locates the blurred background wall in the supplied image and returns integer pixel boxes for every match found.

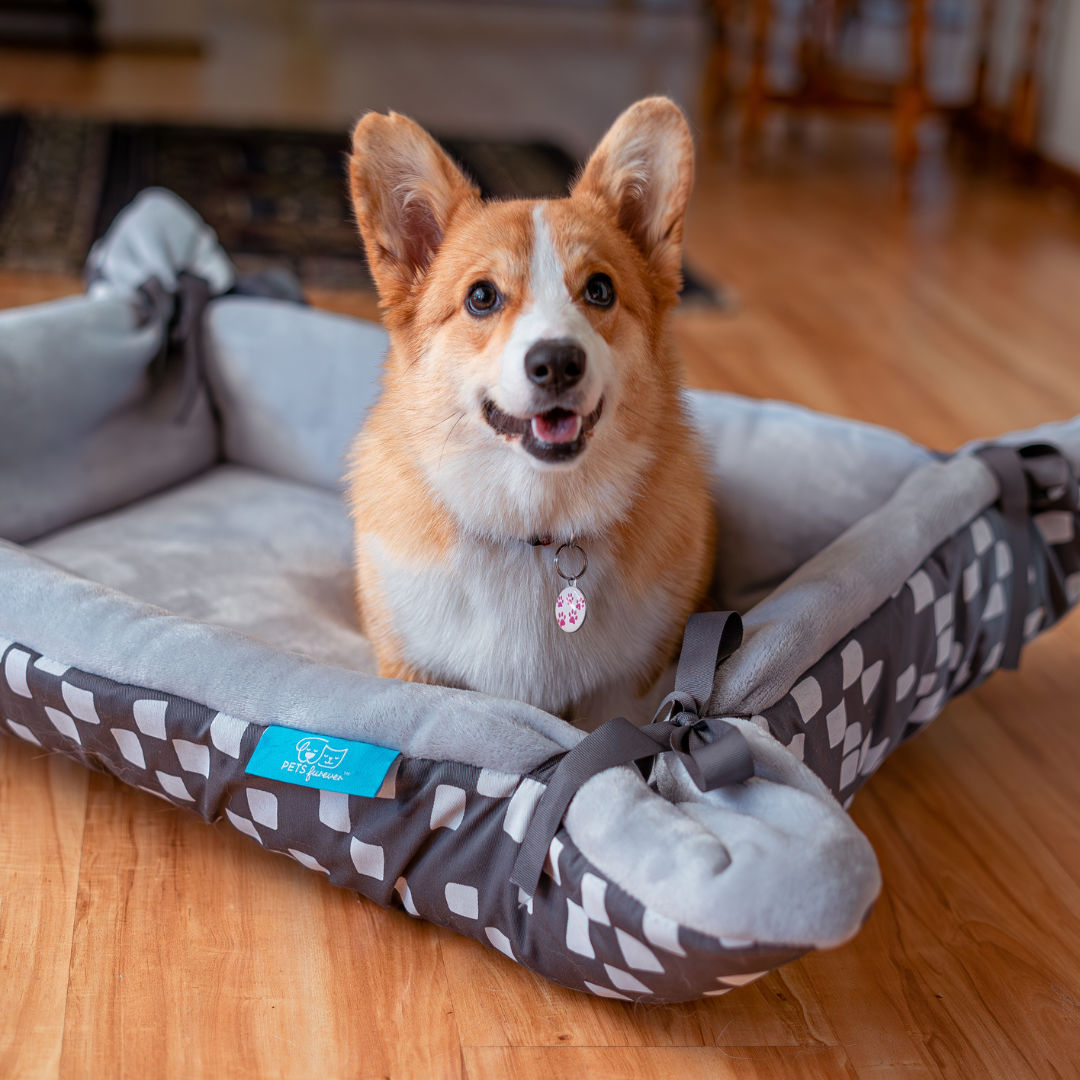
[1,0,708,156]
[1,0,1078,297]
[1,0,1076,168]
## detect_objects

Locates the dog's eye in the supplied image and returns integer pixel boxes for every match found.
[583,273,615,309]
[465,281,501,316]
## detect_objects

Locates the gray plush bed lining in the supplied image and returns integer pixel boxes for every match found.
[0,443,1025,768]
[0,539,582,770]
[711,455,999,715]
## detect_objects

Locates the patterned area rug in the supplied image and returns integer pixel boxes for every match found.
[0,112,725,303]
[0,114,110,275]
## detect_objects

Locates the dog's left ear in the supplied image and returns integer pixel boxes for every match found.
[574,97,694,297]
[350,111,479,308]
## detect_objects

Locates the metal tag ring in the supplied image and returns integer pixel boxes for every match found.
[555,541,588,582]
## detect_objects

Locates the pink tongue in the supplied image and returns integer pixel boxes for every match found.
[532,412,582,445]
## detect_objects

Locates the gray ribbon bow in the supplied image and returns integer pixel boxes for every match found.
[509,611,754,898]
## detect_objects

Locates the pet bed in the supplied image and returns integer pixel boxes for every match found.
[2,191,1078,1003]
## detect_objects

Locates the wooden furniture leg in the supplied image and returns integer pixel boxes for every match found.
[1010,0,1046,150]
[742,0,772,155]
[896,0,927,180]
[971,0,998,119]
[700,0,733,152]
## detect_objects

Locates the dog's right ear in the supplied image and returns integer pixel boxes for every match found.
[349,112,479,308]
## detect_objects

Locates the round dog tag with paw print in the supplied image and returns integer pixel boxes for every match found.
[555,585,587,633]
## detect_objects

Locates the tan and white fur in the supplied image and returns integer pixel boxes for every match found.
[346,97,715,720]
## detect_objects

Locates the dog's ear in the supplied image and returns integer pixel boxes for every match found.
[574,97,694,296]
[349,112,479,307]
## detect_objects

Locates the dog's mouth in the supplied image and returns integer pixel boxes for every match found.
[482,398,604,463]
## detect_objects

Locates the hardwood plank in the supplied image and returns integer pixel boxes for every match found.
[463,1044,858,1080]
[957,632,1080,891]
[804,695,1080,1080]
[0,739,88,1080]
[0,271,378,324]
[0,272,83,311]
[439,927,837,1049]
[57,772,462,1080]
[680,166,1080,448]
[305,286,381,324]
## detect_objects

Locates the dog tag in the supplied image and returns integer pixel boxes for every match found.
[556,585,587,633]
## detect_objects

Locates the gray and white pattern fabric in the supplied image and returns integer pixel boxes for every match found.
[0,645,799,1002]
[757,445,1080,807]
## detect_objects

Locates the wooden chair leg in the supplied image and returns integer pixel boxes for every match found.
[971,0,997,120]
[742,0,771,157]
[700,0,732,153]
[896,0,926,181]
[1009,0,1046,150]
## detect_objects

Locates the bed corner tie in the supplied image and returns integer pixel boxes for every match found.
[975,442,1080,669]
[509,611,753,898]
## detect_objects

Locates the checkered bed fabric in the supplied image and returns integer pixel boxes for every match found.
[3,468,1078,1002]
[0,638,800,1002]
[759,502,1080,807]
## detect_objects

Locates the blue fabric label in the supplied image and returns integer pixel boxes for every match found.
[245,726,400,797]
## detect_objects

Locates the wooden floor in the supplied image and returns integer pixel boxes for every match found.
[6,114,1080,1077]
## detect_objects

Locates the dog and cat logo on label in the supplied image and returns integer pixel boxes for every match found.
[281,736,350,783]
[296,737,348,770]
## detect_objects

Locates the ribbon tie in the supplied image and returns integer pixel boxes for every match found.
[509,611,754,898]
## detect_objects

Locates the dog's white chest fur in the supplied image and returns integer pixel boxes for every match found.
[367,535,674,717]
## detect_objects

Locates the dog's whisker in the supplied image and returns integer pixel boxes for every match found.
[618,402,651,424]
[414,411,468,437]
[438,411,467,470]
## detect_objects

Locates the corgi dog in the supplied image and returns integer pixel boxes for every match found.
[346,97,715,720]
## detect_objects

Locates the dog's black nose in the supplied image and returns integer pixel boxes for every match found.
[524,339,586,394]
